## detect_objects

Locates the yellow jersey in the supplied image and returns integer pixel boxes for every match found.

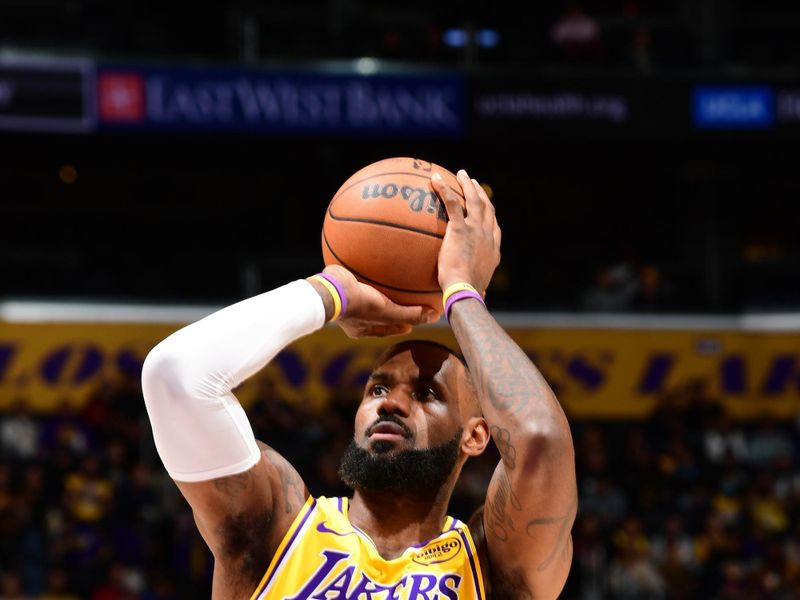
[249,496,486,599]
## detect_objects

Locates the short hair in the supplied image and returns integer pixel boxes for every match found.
[376,339,468,370]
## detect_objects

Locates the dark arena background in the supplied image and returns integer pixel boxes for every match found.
[2,1,800,598]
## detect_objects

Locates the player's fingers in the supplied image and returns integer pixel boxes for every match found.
[471,178,494,210]
[431,172,465,225]
[367,323,414,337]
[384,323,414,337]
[379,301,440,326]
[457,170,484,220]
[471,178,496,225]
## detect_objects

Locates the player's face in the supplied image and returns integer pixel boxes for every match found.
[354,345,470,455]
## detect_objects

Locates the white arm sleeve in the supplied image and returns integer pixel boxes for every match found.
[141,279,325,482]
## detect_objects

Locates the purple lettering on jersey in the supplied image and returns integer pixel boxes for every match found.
[347,573,407,600]
[407,574,437,600]
[287,550,350,600]
[312,565,355,599]
[438,574,462,600]
[288,551,467,599]
[382,576,408,600]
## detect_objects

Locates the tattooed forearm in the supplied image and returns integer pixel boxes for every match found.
[526,494,577,571]
[213,472,253,498]
[449,301,555,419]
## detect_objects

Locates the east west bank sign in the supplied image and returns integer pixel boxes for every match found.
[96,66,464,136]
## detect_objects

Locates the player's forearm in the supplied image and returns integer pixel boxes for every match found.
[143,280,326,397]
[448,299,572,467]
[141,279,326,481]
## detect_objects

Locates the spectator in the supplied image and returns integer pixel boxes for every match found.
[569,513,608,600]
[608,517,666,599]
[580,477,629,528]
[0,399,40,461]
[550,1,603,61]
[650,513,698,570]
[39,401,91,458]
[748,416,795,468]
[64,456,113,523]
[704,411,749,465]
[90,564,143,600]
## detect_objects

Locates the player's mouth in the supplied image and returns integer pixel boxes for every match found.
[367,420,411,442]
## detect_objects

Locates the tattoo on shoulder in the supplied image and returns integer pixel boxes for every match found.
[484,470,522,543]
[526,494,577,572]
[263,448,304,514]
[213,472,253,498]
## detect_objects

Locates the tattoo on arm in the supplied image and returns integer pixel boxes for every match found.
[491,426,517,470]
[485,470,522,543]
[450,302,550,417]
[526,494,577,572]
[263,449,304,513]
[213,472,254,498]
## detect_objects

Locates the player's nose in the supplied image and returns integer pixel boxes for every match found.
[377,388,411,418]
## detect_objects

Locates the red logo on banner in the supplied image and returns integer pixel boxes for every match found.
[97,73,145,122]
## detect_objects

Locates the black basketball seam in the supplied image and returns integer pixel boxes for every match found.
[330,171,465,206]
[322,230,440,294]
[326,208,445,239]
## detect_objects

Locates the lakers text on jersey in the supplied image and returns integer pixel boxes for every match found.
[250,496,485,600]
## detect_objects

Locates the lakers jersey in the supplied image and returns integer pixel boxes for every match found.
[249,496,485,599]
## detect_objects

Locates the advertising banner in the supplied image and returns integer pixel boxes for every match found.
[469,76,690,139]
[1,321,797,420]
[96,66,465,136]
[0,59,94,132]
[692,86,775,129]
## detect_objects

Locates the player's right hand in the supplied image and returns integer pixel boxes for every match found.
[322,265,440,338]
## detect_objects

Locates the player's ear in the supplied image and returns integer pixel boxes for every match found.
[462,417,489,456]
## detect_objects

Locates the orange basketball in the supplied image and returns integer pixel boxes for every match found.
[322,157,463,308]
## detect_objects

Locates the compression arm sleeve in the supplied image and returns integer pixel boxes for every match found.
[141,279,325,482]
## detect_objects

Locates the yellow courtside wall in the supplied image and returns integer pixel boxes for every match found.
[1,319,798,418]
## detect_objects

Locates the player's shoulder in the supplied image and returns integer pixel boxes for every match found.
[255,440,308,512]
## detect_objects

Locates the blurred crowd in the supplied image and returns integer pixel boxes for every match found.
[565,384,800,599]
[0,378,798,599]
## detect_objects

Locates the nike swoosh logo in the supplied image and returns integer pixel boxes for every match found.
[316,521,357,537]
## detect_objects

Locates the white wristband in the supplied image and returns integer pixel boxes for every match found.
[141,280,325,482]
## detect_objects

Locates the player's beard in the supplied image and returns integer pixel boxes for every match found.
[338,428,463,494]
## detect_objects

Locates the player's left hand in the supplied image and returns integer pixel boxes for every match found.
[323,265,440,338]
[431,169,501,295]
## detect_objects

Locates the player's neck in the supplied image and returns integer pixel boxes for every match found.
[347,488,452,560]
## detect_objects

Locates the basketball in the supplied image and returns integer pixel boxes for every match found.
[322,157,464,308]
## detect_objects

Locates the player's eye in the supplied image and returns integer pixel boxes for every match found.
[414,388,438,402]
[370,384,388,397]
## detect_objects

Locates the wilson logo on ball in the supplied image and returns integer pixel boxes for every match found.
[361,183,445,219]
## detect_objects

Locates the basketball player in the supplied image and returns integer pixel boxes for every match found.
[142,170,577,599]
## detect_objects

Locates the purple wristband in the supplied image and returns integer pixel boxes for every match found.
[317,272,348,318]
[445,290,485,321]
